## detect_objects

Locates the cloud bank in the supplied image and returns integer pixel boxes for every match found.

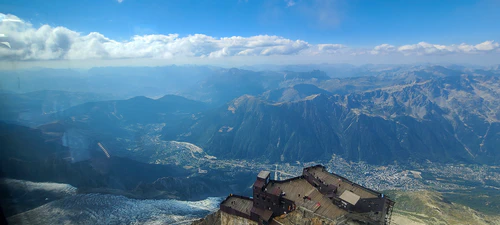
[0,13,499,65]
[370,41,500,56]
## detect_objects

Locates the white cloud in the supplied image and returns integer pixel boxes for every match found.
[370,44,396,55]
[117,0,124,3]
[0,13,499,65]
[369,41,500,56]
[0,14,314,60]
[397,42,455,55]
[474,40,499,51]
[286,0,296,7]
[317,44,345,51]
[312,44,346,55]
[0,13,22,23]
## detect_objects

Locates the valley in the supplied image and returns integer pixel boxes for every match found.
[70,119,500,217]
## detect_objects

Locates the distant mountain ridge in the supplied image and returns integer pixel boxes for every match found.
[167,72,500,165]
[0,90,115,126]
[59,94,207,125]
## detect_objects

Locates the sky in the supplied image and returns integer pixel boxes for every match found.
[0,0,499,68]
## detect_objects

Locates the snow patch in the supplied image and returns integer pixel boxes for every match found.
[1,178,77,195]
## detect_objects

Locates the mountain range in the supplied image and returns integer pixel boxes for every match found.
[166,67,500,165]
[2,65,499,166]
[1,64,500,223]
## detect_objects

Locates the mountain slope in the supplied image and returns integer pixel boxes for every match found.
[167,74,499,165]
[0,122,189,193]
[261,83,332,102]
[59,94,206,125]
[348,74,500,164]
[35,94,209,162]
[389,190,500,225]
[183,68,334,105]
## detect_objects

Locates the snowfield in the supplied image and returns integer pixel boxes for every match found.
[1,178,78,195]
[7,194,222,225]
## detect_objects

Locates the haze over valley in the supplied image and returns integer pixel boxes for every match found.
[1,64,500,224]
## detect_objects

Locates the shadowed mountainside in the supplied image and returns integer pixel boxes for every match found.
[167,74,500,165]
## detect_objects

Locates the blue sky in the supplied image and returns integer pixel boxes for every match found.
[4,0,500,45]
[0,0,499,67]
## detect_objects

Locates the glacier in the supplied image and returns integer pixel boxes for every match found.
[8,194,222,225]
[2,179,222,225]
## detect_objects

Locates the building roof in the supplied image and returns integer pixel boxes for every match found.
[265,179,348,219]
[221,196,253,216]
[339,190,361,205]
[257,171,270,179]
[306,166,379,199]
